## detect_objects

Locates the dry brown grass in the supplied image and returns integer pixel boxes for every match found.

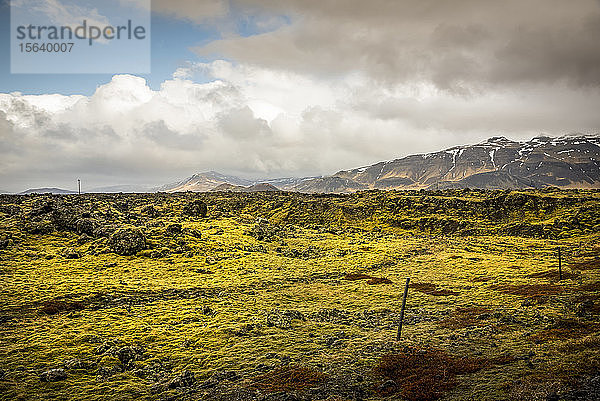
[527,270,578,280]
[248,365,328,393]
[529,319,600,343]
[577,281,600,292]
[39,299,85,315]
[570,258,600,271]
[343,273,393,285]
[410,282,460,296]
[373,348,514,401]
[439,307,492,329]
[366,277,393,285]
[558,335,600,353]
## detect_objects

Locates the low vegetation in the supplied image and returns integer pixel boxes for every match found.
[0,188,599,400]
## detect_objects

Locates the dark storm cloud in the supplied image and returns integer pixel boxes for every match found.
[188,0,600,90]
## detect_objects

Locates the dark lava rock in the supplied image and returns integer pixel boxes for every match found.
[115,345,145,365]
[324,332,349,347]
[310,308,352,325]
[576,299,598,317]
[562,375,600,401]
[249,218,280,242]
[142,205,159,217]
[265,309,305,329]
[108,228,146,256]
[210,370,240,382]
[0,315,14,324]
[76,218,99,236]
[546,392,559,401]
[168,370,195,389]
[202,305,216,316]
[26,220,54,234]
[195,268,213,274]
[184,200,208,218]
[61,248,81,259]
[197,378,219,389]
[187,228,202,238]
[166,223,183,236]
[231,323,261,337]
[40,368,67,382]
[63,358,93,370]
[77,233,92,245]
[196,370,240,391]
[30,200,54,217]
[50,204,81,231]
[0,237,11,250]
[0,204,21,216]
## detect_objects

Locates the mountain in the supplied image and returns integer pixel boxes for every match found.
[254,177,322,191]
[18,188,77,195]
[87,184,154,193]
[19,135,593,195]
[158,171,321,193]
[157,171,254,192]
[210,183,280,192]
[295,135,600,193]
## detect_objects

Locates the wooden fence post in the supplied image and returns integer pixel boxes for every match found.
[397,277,410,341]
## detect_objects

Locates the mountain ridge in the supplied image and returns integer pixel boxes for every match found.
[14,134,600,194]
[295,134,600,193]
[17,188,78,195]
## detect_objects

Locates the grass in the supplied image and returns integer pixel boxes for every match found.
[248,365,328,392]
[343,273,393,285]
[438,307,492,329]
[529,319,600,343]
[0,189,599,400]
[373,347,515,400]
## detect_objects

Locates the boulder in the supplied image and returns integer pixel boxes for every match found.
[61,248,81,259]
[165,223,182,236]
[76,218,99,236]
[184,200,208,218]
[109,228,146,256]
[40,368,67,382]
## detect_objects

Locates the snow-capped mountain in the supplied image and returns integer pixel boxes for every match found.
[295,135,600,193]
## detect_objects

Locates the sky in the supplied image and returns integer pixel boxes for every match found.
[1,0,600,192]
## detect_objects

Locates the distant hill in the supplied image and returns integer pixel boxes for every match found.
[157,171,254,192]
[18,188,77,195]
[159,171,316,193]
[295,135,600,193]
[87,184,154,193]
[210,183,280,192]
[14,135,598,195]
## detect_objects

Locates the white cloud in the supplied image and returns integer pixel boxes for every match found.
[1,59,600,192]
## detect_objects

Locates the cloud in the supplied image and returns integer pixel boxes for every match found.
[151,0,228,23]
[2,59,599,192]
[12,0,110,26]
[2,0,600,191]
[181,0,600,91]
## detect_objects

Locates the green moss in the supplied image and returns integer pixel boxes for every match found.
[0,190,599,400]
